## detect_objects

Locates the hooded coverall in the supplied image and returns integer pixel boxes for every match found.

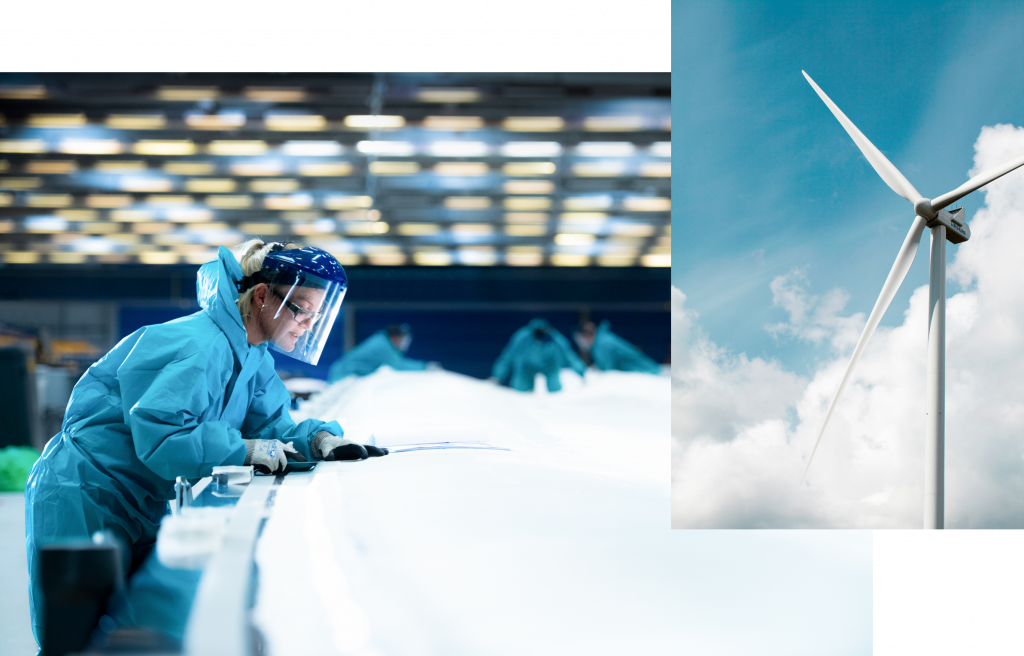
[491,318,585,392]
[327,330,426,382]
[589,320,662,374]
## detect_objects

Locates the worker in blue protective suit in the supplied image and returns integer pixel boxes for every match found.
[327,323,429,381]
[574,320,662,374]
[491,318,585,392]
[24,240,386,647]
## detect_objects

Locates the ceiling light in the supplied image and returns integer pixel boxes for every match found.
[427,141,488,157]
[206,195,253,209]
[417,88,480,103]
[156,86,219,101]
[422,116,484,131]
[139,252,181,265]
[623,197,671,211]
[504,225,547,236]
[264,114,326,131]
[563,195,612,210]
[610,222,656,236]
[185,111,246,130]
[555,233,596,245]
[25,216,69,231]
[28,114,86,128]
[0,85,46,99]
[131,222,172,234]
[59,139,123,155]
[230,161,283,176]
[345,115,406,129]
[434,162,489,176]
[244,87,307,102]
[264,194,313,210]
[299,163,353,176]
[640,162,671,177]
[95,160,146,171]
[551,254,590,266]
[500,142,562,157]
[505,250,543,266]
[133,140,196,156]
[1,177,42,188]
[444,196,491,210]
[502,162,555,176]
[397,223,440,236]
[164,162,214,175]
[27,194,73,207]
[504,197,551,210]
[649,142,671,157]
[186,179,236,193]
[0,139,47,153]
[49,253,89,264]
[597,255,636,267]
[89,195,134,208]
[105,114,167,130]
[146,195,193,205]
[576,142,636,157]
[0,194,11,207]
[369,161,419,175]
[57,209,97,220]
[451,224,493,236]
[357,141,415,156]
[503,180,554,194]
[3,252,41,264]
[413,250,452,266]
[207,141,267,156]
[640,253,671,267]
[344,222,389,235]
[250,178,299,193]
[121,177,173,192]
[504,212,548,223]
[572,162,626,177]
[502,117,564,132]
[80,222,120,234]
[166,209,213,222]
[324,196,373,210]
[458,247,497,265]
[367,252,406,265]
[27,161,77,174]
[583,116,645,131]
[283,141,343,157]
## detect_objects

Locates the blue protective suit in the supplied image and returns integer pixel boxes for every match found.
[327,330,426,381]
[590,320,662,374]
[24,246,342,644]
[491,318,585,392]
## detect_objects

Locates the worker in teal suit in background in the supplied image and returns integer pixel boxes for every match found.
[574,320,661,374]
[328,323,430,381]
[491,318,585,392]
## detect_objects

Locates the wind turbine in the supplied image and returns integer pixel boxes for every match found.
[799,70,1024,529]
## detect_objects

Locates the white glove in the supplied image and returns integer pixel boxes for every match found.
[243,439,302,474]
[311,431,388,461]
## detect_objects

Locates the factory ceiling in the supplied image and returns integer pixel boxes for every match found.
[0,73,670,268]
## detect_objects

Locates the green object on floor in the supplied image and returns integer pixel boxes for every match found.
[0,445,41,491]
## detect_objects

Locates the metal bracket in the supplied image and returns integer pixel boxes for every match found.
[174,476,193,515]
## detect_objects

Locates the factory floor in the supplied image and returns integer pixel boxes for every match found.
[0,493,37,656]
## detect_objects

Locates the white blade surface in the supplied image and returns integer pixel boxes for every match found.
[931,152,1024,211]
[802,71,923,205]
[802,215,929,483]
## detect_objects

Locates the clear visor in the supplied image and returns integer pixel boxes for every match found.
[259,271,345,366]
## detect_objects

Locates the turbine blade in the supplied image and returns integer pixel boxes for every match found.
[801,215,929,483]
[931,152,1024,211]
[802,70,923,205]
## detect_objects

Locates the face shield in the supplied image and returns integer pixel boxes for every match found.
[240,245,347,365]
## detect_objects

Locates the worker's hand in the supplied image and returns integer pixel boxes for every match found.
[243,439,300,474]
[312,431,388,461]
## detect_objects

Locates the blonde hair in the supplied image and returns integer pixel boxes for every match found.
[233,238,302,327]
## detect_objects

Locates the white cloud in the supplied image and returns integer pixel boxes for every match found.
[674,125,1024,528]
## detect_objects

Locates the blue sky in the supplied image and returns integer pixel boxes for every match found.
[672,0,1024,374]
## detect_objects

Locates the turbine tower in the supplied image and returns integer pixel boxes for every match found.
[799,70,1024,529]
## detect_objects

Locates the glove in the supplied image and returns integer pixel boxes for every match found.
[311,431,388,461]
[243,439,304,475]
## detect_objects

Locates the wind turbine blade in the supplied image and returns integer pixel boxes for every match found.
[801,214,929,483]
[931,152,1024,211]
[802,71,923,205]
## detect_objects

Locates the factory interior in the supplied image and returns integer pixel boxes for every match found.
[0,72,674,655]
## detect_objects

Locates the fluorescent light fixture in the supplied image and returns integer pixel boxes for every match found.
[206,195,253,208]
[560,212,608,221]
[264,114,326,131]
[505,248,543,266]
[182,251,220,265]
[1,177,43,188]
[0,85,46,99]
[563,195,612,210]
[164,161,214,175]
[345,115,406,129]
[325,195,373,210]
[145,195,193,206]
[451,224,493,236]
[504,197,551,210]
[502,162,555,176]
[597,255,636,267]
[186,178,236,193]
[500,142,562,157]
[4,251,41,264]
[264,194,313,210]
[244,87,306,102]
[27,160,77,174]
[0,140,47,153]
[57,209,97,220]
[576,142,636,157]
[649,142,671,157]
[131,222,173,234]
[344,222,389,235]
[397,223,440,236]
[166,209,214,222]
[185,111,246,129]
[367,252,406,265]
[0,161,7,172]
[95,160,146,171]
[640,253,671,267]
[502,117,564,132]
[121,177,173,192]
[250,178,299,193]
[623,197,671,212]
[640,162,671,177]
[27,194,73,207]
[551,254,590,266]
[444,196,491,210]
[72,237,116,253]
[28,114,86,128]
[503,180,554,195]
[230,161,283,176]
[427,141,489,157]
[504,224,547,236]
[290,219,336,234]
[58,139,123,155]
[504,212,548,223]
[207,141,268,156]
[555,233,596,245]
[422,116,484,131]
[0,193,11,207]
[105,114,167,130]
[583,116,645,131]
[357,141,415,156]
[413,250,452,266]
[369,161,419,175]
[156,86,219,101]
[25,216,69,231]
[610,222,656,236]
[91,196,135,209]
[299,163,353,176]
[49,253,89,264]
[283,141,342,157]
[112,209,153,223]
[572,162,626,177]
[459,247,497,265]
[133,140,196,156]
[417,88,480,103]
[434,162,489,176]
[139,251,181,264]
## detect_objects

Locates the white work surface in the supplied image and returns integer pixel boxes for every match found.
[249,369,870,656]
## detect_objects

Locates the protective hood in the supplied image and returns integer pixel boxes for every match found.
[197,246,252,361]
